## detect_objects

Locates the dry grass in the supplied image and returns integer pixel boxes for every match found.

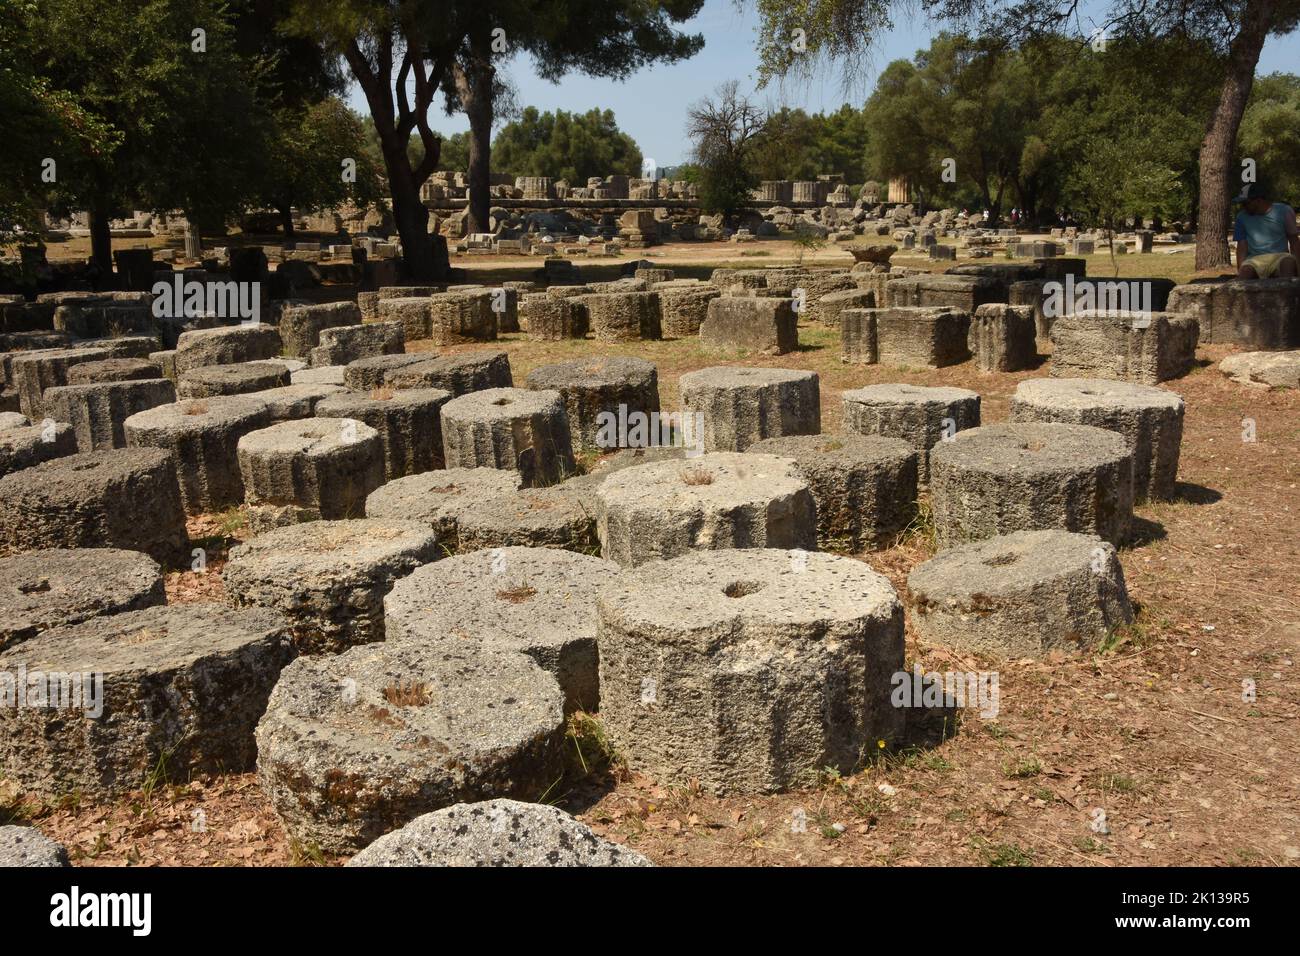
[680,466,715,486]
[496,584,538,603]
[381,680,430,707]
[369,385,394,401]
[182,401,208,415]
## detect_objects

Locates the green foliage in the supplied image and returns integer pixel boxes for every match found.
[492,107,643,183]
[1240,73,1300,204]
[750,104,871,183]
[687,82,766,218]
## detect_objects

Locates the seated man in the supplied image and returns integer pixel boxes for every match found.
[1233,182,1300,278]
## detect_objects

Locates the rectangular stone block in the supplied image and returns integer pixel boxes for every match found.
[1049,311,1199,384]
[1165,279,1300,349]
[309,320,404,367]
[873,307,971,368]
[377,297,431,341]
[969,304,1037,372]
[840,309,877,364]
[886,274,1006,312]
[700,297,798,355]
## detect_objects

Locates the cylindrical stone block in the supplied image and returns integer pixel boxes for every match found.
[841,384,981,482]
[929,422,1134,548]
[364,467,522,549]
[315,387,451,478]
[1008,378,1184,501]
[521,295,585,341]
[524,357,660,455]
[679,367,820,452]
[440,387,576,487]
[583,292,661,342]
[178,361,289,399]
[237,418,386,531]
[427,290,497,345]
[657,285,722,338]
[384,350,513,396]
[596,549,906,793]
[595,452,817,567]
[0,447,189,567]
[223,518,440,655]
[125,395,272,513]
[908,530,1134,656]
[42,379,176,451]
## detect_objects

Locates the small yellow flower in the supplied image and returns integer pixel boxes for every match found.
[877,739,886,749]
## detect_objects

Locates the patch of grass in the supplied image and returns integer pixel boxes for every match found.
[972,837,1034,867]
[564,711,626,781]
[680,466,714,486]
[381,680,430,707]
[369,385,394,400]
[1096,772,1140,794]
[1002,756,1043,779]
[182,401,208,415]
[288,838,327,867]
[896,495,937,554]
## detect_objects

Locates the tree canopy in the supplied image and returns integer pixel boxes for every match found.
[492,107,643,183]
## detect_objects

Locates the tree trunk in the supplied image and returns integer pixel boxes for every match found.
[454,36,495,236]
[1195,0,1275,270]
[88,206,113,283]
[386,146,437,280]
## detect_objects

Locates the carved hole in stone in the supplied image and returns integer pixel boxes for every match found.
[492,397,513,406]
[723,580,765,598]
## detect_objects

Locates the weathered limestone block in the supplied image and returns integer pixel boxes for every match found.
[125,395,271,513]
[929,422,1134,548]
[597,549,905,793]
[224,518,439,654]
[521,294,585,341]
[66,357,160,384]
[969,303,1037,372]
[343,353,428,390]
[0,827,69,867]
[384,350,512,396]
[246,382,345,421]
[385,546,620,712]
[1218,350,1300,388]
[255,640,565,854]
[454,485,598,554]
[524,357,659,455]
[364,467,522,549]
[174,324,282,374]
[595,452,816,567]
[678,367,820,452]
[309,320,404,367]
[816,289,876,328]
[0,604,294,797]
[440,387,576,487]
[237,418,386,531]
[746,434,918,551]
[840,308,878,364]
[1009,378,1184,501]
[873,307,971,367]
[346,801,651,867]
[427,290,497,345]
[0,420,77,478]
[908,530,1134,656]
[0,447,189,566]
[583,292,661,342]
[43,378,176,450]
[657,285,722,338]
[315,387,451,478]
[178,361,289,398]
[1166,279,1300,349]
[885,274,1005,312]
[1049,311,1198,384]
[700,297,798,355]
[378,297,432,341]
[279,301,363,358]
[0,548,165,651]
[10,346,113,418]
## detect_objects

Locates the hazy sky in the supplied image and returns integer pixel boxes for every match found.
[346,0,1300,167]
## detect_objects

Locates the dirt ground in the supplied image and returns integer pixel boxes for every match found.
[6,238,1297,867]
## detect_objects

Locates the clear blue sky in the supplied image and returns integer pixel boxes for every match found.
[347,0,1300,167]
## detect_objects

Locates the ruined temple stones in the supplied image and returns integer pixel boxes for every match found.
[745,434,919,552]
[583,292,661,342]
[815,289,876,328]
[0,604,294,798]
[383,350,513,396]
[1049,311,1199,384]
[343,353,428,390]
[278,301,363,358]
[10,346,113,419]
[0,419,77,478]
[679,367,820,452]
[700,297,798,355]
[124,395,271,513]
[0,548,165,651]
[292,365,347,386]
[173,324,283,374]
[873,307,972,368]
[594,452,816,567]
[223,518,439,655]
[596,549,906,793]
[656,285,722,338]
[177,361,290,398]
[255,640,565,854]
[0,827,69,867]
[840,308,878,364]
[315,387,451,478]
[453,485,599,554]
[1219,350,1300,388]
[440,387,575,487]
[236,418,386,531]
[0,447,189,566]
[426,290,497,346]
[1165,279,1300,349]
[885,274,1005,312]
[346,801,650,867]
[309,321,405,367]
[42,378,176,451]
[66,357,160,384]
[1009,377,1184,501]
[929,422,1134,548]
[385,546,620,712]
[364,467,522,549]
[841,384,981,483]
[521,294,586,341]
[247,382,346,421]
[524,357,659,455]
[968,303,1037,372]
[907,530,1134,657]
[378,297,432,341]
